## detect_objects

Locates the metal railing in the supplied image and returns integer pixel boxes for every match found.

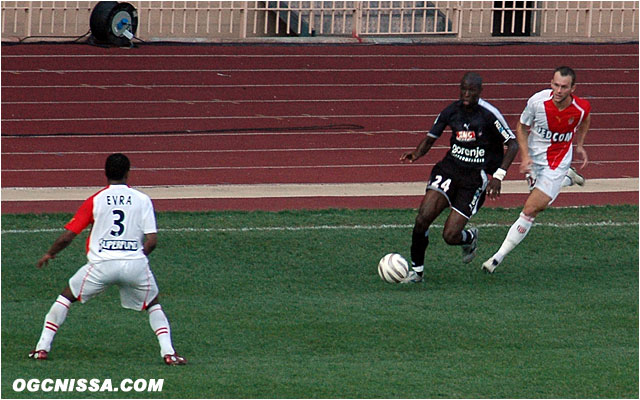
[1,1,638,42]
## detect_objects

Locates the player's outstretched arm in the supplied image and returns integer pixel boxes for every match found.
[143,233,157,256]
[400,135,437,163]
[573,113,591,169]
[515,121,532,174]
[486,138,519,200]
[36,230,77,268]
[501,137,520,173]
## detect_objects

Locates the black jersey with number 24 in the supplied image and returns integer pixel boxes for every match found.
[428,98,515,173]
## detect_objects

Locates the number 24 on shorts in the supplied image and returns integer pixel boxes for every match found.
[430,175,452,192]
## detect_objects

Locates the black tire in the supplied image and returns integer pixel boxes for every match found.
[89,2,118,42]
[90,2,138,46]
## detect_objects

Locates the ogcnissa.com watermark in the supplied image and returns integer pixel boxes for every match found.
[13,378,164,393]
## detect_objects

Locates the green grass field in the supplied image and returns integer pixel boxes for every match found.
[2,205,638,398]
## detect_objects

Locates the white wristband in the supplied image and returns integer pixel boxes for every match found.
[493,168,506,181]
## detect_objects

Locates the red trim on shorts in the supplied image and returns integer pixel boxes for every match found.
[77,264,96,302]
[142,266,153,310]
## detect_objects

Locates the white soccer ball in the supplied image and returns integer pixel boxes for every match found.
[377,253,409,283]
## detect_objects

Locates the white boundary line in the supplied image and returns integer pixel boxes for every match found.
[2,220,637,235]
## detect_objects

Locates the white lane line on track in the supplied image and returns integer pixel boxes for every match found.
[2,96,637,105]
[2,179,638,202]
[2,143,636,156]
[2,147,440,155]
[3,220,637,235]
[3,82,636,89]
[2,111,634,122]
[3,53,637,58]
[5,67,638,73]
[0,127,632,140]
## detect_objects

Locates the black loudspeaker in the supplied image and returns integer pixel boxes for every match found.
[89,2,138,46]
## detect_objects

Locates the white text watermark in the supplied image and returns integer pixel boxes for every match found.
[12,378,164,393]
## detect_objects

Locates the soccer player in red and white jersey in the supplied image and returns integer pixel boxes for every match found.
[29,153,187,365]
[482,66,591,273]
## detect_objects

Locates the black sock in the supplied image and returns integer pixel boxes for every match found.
[410,227,429,275]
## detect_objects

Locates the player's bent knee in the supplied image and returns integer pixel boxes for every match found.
[61,286,78,303]
[522,205,545,218]
[441,229,460,245]
[414,213,433,231]
[146,296,160,310]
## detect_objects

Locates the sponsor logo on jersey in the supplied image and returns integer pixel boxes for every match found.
[456,130,476,142]
[99,239,139,251]
[536,126,573,142]
[494,120,512,140]
[451,143,485,164]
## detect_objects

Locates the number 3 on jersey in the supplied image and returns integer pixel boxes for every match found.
[431,175,451,192]
[111,210,126,237]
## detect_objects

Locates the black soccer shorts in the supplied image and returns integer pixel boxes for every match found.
[426,157,489,219]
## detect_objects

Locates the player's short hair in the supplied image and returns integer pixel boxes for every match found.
[105,153,130,181]
[554,66,576,86]
[461,72,483,88]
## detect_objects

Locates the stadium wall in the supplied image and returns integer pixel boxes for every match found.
[1,1,638,43]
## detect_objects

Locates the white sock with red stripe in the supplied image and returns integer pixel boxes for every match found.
[35,295,71,352]
[493,212,535,263]
[148,304,175,357]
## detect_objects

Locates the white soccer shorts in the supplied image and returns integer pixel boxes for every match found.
[69,258,159,311]
[527,163,568,204]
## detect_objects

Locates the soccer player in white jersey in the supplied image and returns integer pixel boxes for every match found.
[482,66,592,273]
[29,153,187,365]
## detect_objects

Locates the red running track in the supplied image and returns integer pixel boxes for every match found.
[1,43,638,213]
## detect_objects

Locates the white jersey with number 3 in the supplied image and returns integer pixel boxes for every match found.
[65,184,157,263]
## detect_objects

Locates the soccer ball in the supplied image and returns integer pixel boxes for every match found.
[377,253,409,283]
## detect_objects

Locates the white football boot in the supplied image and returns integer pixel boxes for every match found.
[566,167,585,186]
[481,257,500,273]
[400,270,423,283]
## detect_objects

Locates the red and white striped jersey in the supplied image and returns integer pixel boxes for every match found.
[520,89,591,170]
[64,184,157,263]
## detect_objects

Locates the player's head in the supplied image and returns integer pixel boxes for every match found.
[460,72,483,107]
[551,66,576,105]
[554,66,576,86]
[105,153,130,181]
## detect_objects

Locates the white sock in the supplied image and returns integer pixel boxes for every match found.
[561,175,573,187]
[148,304,175,357]
[36,295,71,352]
[411,262,424,274]
[493,212,535,263]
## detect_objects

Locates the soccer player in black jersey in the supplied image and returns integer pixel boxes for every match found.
[400,72,519,283]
